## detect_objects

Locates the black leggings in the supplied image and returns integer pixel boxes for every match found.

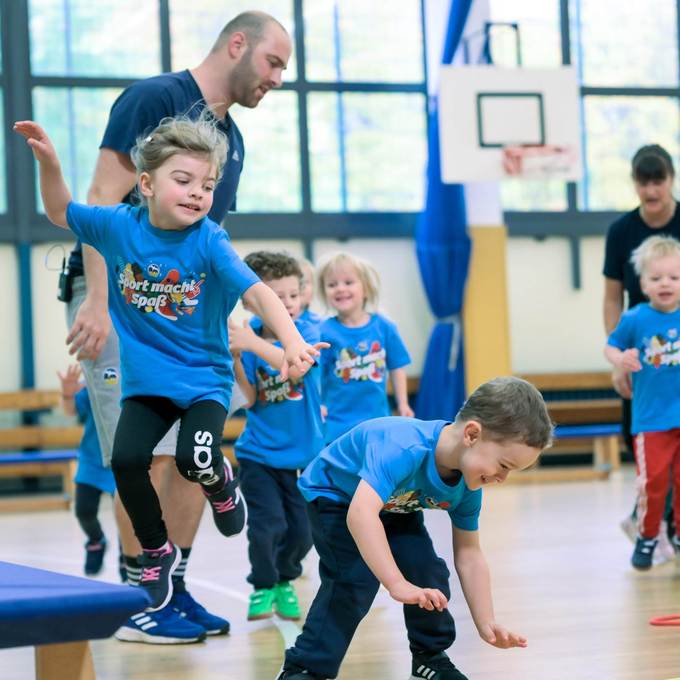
[75,483,105,543]
[111,396,227,550]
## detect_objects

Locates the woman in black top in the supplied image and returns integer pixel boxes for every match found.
[602,144,678,552]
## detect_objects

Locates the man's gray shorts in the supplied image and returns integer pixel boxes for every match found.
[66,275,247,466]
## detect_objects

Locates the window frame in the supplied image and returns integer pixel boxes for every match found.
[2,0,429,246]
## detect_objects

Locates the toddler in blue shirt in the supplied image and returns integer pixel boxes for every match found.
[277,377,553,680]
[230,252,325,622]
[58,364,117,577]
[318,252,413,444]
[605,234,680,570]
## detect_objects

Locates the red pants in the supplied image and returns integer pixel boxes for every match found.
[633,429,680,539]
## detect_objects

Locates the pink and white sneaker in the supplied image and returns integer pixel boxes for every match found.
[202,459,247,537]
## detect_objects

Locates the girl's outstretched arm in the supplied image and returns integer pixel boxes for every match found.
[14,121,71,228]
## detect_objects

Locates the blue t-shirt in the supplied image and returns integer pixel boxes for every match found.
[74,388,116,494]
[321,314,411,443]
[298,417,482,531]
[235,320,324,469]
[299,308,323,326]
[608,302,680,433]
[68,70,244,275]
[250,309,323,332]
[67,202,260,410]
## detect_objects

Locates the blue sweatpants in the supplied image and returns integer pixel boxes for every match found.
[284,498,456,678]
[238,459,313,589]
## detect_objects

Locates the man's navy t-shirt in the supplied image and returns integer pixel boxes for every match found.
[603,205,680,308]
[68,70,244,275]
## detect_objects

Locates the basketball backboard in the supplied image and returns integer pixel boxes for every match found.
[438,66,582,182]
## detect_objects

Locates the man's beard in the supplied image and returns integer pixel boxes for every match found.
[232,51,261,108]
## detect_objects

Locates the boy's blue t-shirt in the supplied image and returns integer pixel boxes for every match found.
[320,314,411,443]
[235,319,324,469]
[74,388,116,494]
[67,202,260,410]
[608,302,680,433]
[68,70,244,275]
[298,417,482,531]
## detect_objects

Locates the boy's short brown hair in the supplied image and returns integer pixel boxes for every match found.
[244,251,302,282]
[455,377,553,449]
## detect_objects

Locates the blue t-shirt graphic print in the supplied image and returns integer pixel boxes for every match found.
[608,302,680,433]
[235,320,324,470]
[67,202,259,410]
[320,314,411,443]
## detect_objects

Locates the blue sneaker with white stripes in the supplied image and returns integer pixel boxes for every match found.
[115,605,207,644]
[631,536,657,570]
[410,652,469,680]
[170,590,230,635]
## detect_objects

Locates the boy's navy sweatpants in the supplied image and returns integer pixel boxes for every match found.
[284,497,456,678]
[238,458,313,589]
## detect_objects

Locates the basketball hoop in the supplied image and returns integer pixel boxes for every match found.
[501,144,578,179]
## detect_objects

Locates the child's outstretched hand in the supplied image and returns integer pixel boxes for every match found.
[477,621,528,649]
[619,348,642,373]
[388,581,448,612]
[282,338,329,380]
[14,121,59,166]
[57,364,82,399]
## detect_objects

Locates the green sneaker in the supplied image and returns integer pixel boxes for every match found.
[274,581,301,620]
[247,588,276,620]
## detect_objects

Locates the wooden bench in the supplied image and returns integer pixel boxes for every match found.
[0,389,249,497]
[0,390,83,512]
[513,372,623,483]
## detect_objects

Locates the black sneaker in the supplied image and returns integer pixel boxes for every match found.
[202,459,246,537]
[84,537,107,576]
[411,652,469,680]
[139,541,181,611]
[631,536,657,570]
[275,667,324,679]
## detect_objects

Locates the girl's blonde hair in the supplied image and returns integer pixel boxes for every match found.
[631,235,680,276]
[130,112,229,204]
[317,252,380,309]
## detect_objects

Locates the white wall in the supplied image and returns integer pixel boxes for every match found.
[0,246,21,391]
[507,236,608,373]
[31,244,72,389]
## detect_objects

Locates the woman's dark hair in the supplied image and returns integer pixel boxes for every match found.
[632,144,675,183]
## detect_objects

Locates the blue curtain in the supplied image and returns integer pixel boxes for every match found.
[415,0,474,420]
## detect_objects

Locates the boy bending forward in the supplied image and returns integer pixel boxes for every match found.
[276,377,552,680]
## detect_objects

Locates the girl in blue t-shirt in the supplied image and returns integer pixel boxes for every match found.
[318,252,413,444]
[15,115,322,611]
[58,364,117,578]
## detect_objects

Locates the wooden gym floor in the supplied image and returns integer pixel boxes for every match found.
[0,467,678,680]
